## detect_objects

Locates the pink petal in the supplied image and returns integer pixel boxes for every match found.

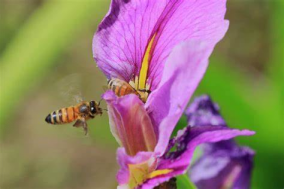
[103,91,158,156]
[146,40,215,156]
[147,0,229,89]
[93,0,167,81]
[93,0,229,89]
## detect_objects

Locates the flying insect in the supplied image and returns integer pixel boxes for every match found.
[45,100,102,135]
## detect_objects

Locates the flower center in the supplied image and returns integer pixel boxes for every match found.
[138,33,156,90]
[129,77,151,103]
[128,34,157,103]
[127,157,173,188]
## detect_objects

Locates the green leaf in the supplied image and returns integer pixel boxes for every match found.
[176,174,196,189]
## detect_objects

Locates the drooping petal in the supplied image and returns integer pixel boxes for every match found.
[93,0,229,89]
[189,145,254,189]
[103,91,157,156]
[146,40,214,156]
[185,95,255,189]
[139,126,255,189]
[185,95,236,148]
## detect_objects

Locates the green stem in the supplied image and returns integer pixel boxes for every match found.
[176,174,196,189]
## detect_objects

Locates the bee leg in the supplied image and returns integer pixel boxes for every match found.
[82,121,88,136]
[73,118,88,135]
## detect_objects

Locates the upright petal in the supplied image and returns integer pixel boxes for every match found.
[185,95,255,189]
[147,40,214,156]
[147,0,229,89]
[93,0,167,81]
[93,0,228,89]
[185,95,227,127]
[103,91,157,156]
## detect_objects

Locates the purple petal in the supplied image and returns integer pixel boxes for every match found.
[146,0,229,90]
[146,40,215,156]
[189,146,254,189]
[185,95,236,149]
[185,95,227,127]
[93,0,228,89]
[185,95,255,189]
[139,126,254,189]
[160,126,254,167]
[103,91,157,156]
[140,176,178,189]
[93,0,166,81]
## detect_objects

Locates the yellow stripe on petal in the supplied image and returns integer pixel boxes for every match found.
[147,169,173,179]
[138,34,156,90]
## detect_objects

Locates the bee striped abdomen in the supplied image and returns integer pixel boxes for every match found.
[108,78,137,97]
[45,107,78,125]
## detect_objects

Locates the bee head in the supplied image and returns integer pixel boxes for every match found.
[90,101,102,115]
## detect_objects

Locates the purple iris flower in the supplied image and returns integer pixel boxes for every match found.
[186,95,255,189]
[92,0,255,188]
[102,92,254,189]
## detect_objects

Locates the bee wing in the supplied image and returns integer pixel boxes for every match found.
[55,74,84,104]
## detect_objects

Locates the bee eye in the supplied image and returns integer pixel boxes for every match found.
[90,106,96,114]
[90,101,97,114]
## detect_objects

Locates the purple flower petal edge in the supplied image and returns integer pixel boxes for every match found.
[140,126,254,189]
[186,95,255,189]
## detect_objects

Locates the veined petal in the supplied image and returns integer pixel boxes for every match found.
[103,91,157,156]
[138,126,254,189]
[186,95,255,189]
[146,40,214,156]
[189,146,254,189]
[93,0,228,90]
[93,0,167,81]
[147,0,229,90]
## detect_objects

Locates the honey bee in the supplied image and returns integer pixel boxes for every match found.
[107,78,151,103]
[45,101,102,135]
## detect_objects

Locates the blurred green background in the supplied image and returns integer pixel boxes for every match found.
[0,0,283,188]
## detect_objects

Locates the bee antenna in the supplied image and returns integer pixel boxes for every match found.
[98,99,103,106]
[103,109,108,112]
